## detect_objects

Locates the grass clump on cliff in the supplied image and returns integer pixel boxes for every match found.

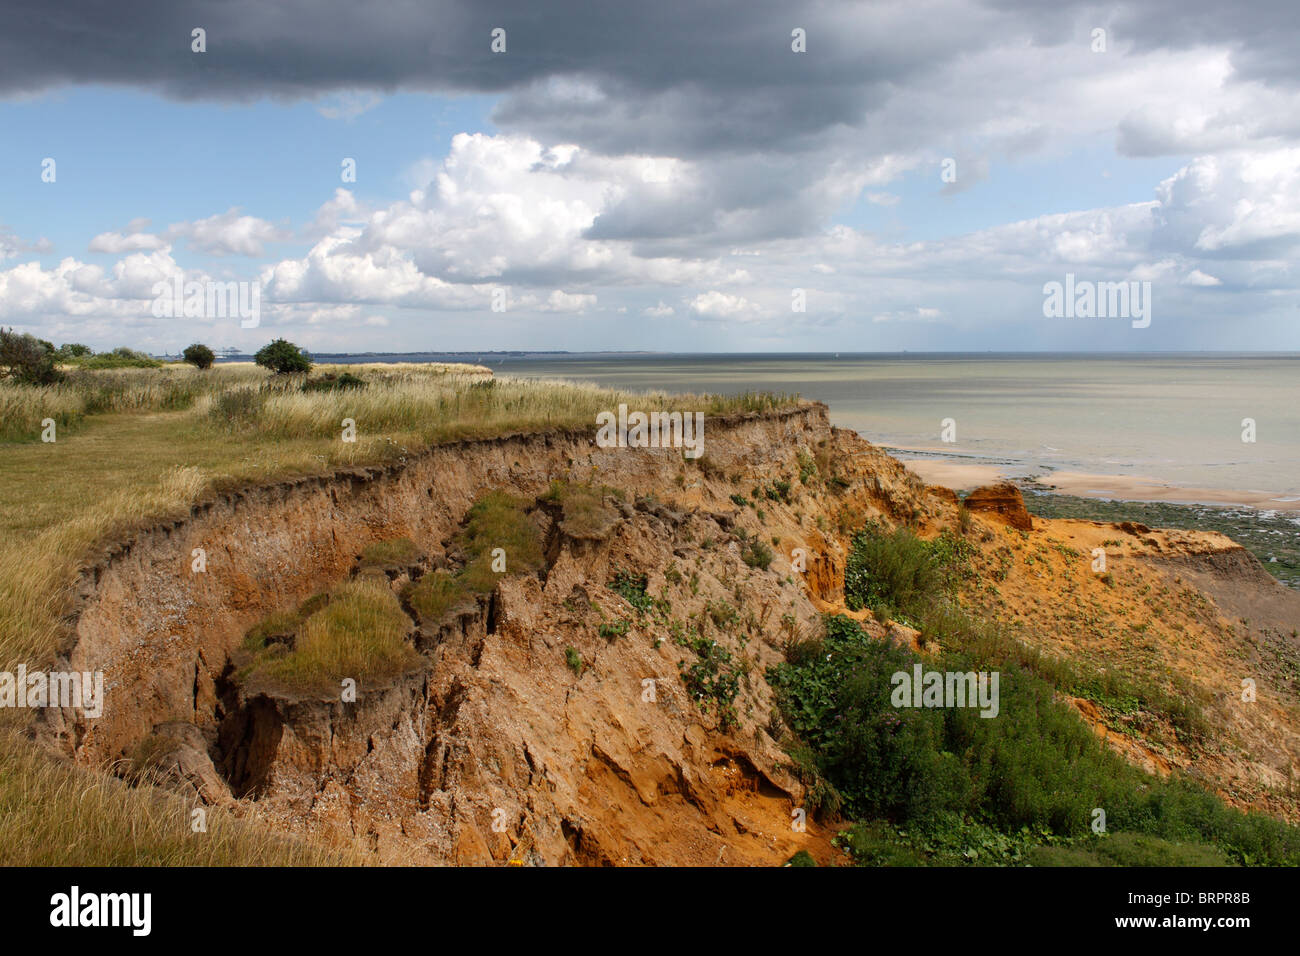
[402,491,545,626]
[543,480,620,539]
[359,536,421,571]
[403,570,474,624]
[457,490,544,592]
[239,576,418,696]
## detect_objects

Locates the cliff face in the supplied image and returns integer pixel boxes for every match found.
[36,404,930,864]
[33,404,1300,863]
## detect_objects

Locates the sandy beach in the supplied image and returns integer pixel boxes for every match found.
[899,458,1300,513]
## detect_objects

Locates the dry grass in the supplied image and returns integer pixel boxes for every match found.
[0,729,359,866]
[0,363,268,441]
[543,480,622,539]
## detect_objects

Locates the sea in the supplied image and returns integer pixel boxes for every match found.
[273,352,1300,501]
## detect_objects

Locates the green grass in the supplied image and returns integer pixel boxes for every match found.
[456,490,545,592]
[403,570,474,625]
[359,536,421,570]
[770,613,1300,865]
[239,575,419,696]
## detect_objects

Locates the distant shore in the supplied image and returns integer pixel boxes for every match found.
[894,454,1300,588]
[898,457,1300,513]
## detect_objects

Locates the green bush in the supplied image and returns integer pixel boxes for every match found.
[254,338,312,374]
[0,327,62,385]
[69,347,162,369]
[302,371,365,392]
[768,614,1300,865]
[182,343,215,369]
[843,524,943,622]
[742,540,774,570]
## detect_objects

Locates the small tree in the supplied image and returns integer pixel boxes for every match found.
[183,343,216,369]
[0,327,62,385]
[57,343,93,358]
[254,338,312,374]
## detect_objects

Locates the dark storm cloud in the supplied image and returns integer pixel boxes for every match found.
[986,0,1300,86]
[0,0,990,156]
[5,1,1299,160]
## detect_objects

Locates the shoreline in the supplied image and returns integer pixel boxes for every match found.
[896,457,1300,514]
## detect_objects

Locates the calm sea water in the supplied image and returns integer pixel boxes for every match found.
[316,352,1300,498]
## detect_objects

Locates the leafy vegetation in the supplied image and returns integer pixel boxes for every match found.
[771,612,1300,865]
[301,371,366,392]
[678,631,742,731]
[0,328,62,385]
[182,343,215,369]
[254,338,312,374]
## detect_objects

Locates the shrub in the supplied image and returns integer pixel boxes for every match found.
[564,646,585,676]
[182,344,215,369]
[0,327,62,385]
[843,524,945,622]
[72,347,161,369]
[742,540,774,570]
[768,614,1300,865]
[254,338,312,374]
[302,371,365,392]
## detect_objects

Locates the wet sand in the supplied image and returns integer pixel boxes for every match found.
[899,458,1300,513]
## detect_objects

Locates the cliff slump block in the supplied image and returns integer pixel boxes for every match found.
[33,404,933,864]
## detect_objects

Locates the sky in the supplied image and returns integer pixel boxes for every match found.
[1,0,1299,354]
